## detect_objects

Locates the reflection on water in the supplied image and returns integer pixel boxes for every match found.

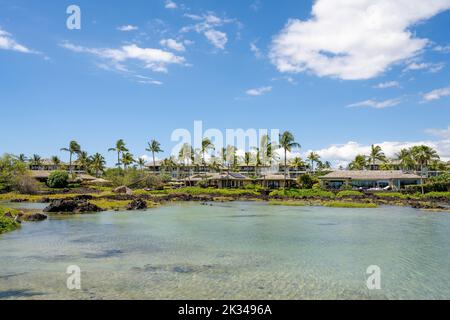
[0,202,449,300]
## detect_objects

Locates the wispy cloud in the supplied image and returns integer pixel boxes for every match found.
[160,38,185,52]
[181,12,237,50]
[422,86,450,102]
[347,98,403,109]
[165,0,178,9]
[117,25,139,32]
[434,45,450,53]
[250,40,262,59]
[426,126,450,139]
[61,41,185,74]
[374,81,400,89]
[404,61,445,73]
[246,86,272,96]
[0,27,37,54]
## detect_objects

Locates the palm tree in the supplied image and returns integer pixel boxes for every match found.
[146,139,164,173]
[200,138,214,174]
[244,152,252,167]
[89,153,106,177]
[31,154,42,167]
[411,145,440,194]
[108,139,128,169]
[137,157,146,170]
[226,145,237,172]
[51,156,61,168]
[290,157,305,171]
[77,151,90,173]
[121,152,135,170]
[396,148,414,171]
[279,131,301,187]
[307,152,321,173]
[15,154,28,163]
[61,140,81,173]
[349,155,367,170]
[368,145,386,169]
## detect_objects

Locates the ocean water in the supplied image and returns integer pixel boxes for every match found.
[0,202,449,300]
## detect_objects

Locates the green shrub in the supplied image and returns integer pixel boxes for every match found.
[0,154,28,193]
[336,190,364,198]
[145,175,164,189]
[324,201,378,208]
[297,174,317,189]
[47,171,69,188]
[11,174,38,194]
[269,188,335,199]
[423,192,450,199]
[0,207,20,234]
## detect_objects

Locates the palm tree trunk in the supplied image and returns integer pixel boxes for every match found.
[152,152,156,174]
[284,149,287,189]
[69,152,73,173]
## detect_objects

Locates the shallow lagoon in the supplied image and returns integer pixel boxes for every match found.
[0,202,449,300]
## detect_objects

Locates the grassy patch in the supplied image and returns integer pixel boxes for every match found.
[269,189,335,199]
[336,190,364,198]
[0,206,21,234]
[423,192,450,199]
[90,199,158,210]
[323,201,378,208]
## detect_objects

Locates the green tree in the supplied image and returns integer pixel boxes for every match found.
[411,145,440,194]
[30,154,42,167]
[89,153,106,177]
[396,148,414,171]
[349,155,367,170]
[290,157,305,170]
[137,157,146,171]
[60,140,81,173]
[108,139,128,169]
[121,152,135,170]
[279,131,301,186]
[368,145,386,168]
[146,139,164,173]
[47,170,69,188]
[200,138,214,168]
[307,152,321,173]
[77,151,90,173]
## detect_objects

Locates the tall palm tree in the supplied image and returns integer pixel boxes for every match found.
[349,155,367,170]
[200,138,214,174]
[146,139,164,173]
[368,145,386,169]
[51,156,61,168]
[396,148,414,171]
[15,154,28,163]
[77,151,90,173]
[244,152,252,167]
[307,152,321,173]
[226,145,237,172]
[137,157,146,171]
[260,134,279,166]
[121,152,135,170]
[108,139,128,169]
[279,131,301,187]
[411,145,440,194]
[60,140,81,173]
[89,153,106,177]
[31,154,42,167]
[290,157,305,171]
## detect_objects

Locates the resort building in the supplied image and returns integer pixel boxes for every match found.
[182,173,253,189]
[319,170,422,191]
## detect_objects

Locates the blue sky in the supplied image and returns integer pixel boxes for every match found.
[1,0,449,166]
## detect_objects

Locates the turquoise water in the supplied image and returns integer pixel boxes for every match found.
[0,202,449,300]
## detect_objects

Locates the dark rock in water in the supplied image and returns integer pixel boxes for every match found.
[126,199,147,210]
[10,198,29,203]
[43,199,104,214]
[3,211,14,219]
[19,213,48,222]
[173,266,195,274]
[39,197,51,203]
[73,195,94,201]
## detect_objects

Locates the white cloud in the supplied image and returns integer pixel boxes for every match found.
[61,41,185,73]
[160,38,185,52]
[404,61,445,73]
[204,29,227,49]
[434,45,450,53]
[270,0,450,80]
[374,81,400,89]
[165,0,177,9]
[347,98,402,109]
[117,25,138,32]
[250,41,263,58]
[426,126,450,139]
[422,86,450,102]
[312,139,450,165]
[0,27,36,54]
[182,12,236,50]
[246,86,272,96]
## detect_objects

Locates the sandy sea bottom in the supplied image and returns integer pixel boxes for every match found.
[0,201,449,300]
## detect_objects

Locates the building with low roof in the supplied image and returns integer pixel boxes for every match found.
[182,172,253,188]
[319,170,422,190]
